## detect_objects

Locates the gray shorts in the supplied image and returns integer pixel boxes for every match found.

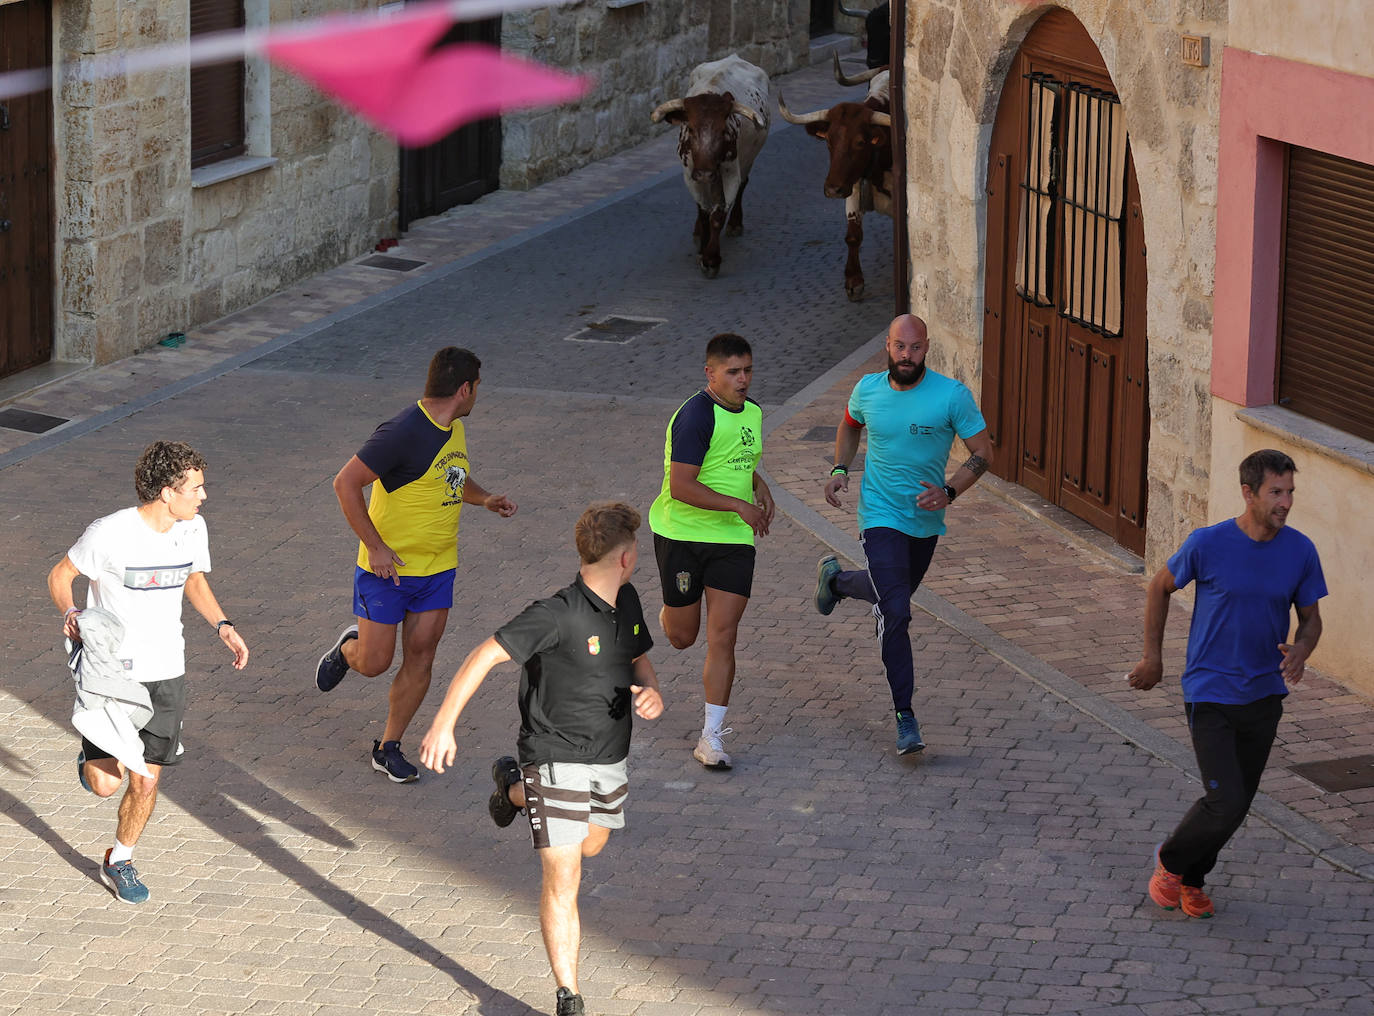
[521,758,628,849]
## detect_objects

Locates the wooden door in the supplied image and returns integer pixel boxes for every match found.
[0,0,54,380]
[398,14,502,230]
[980,10,1148,554]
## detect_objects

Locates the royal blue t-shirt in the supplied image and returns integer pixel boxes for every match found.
[1167,519,1327,705]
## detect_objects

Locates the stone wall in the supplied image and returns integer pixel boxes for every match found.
[53,0,397,365]
[499,0,811,189]
[899,0,1226,570]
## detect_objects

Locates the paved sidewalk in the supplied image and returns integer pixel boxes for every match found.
[3,51,1374,1016]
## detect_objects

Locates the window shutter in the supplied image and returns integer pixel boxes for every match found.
[1279,146,1374,442]
[189,0,246,168]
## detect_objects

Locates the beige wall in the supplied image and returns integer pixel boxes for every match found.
[499,0,810,189]
[1211,405,1374,698]
[1229,0,1374,74]
[900,0,1227,569]
[52,0,397,366]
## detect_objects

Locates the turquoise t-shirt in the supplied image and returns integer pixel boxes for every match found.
[847,368,987,539]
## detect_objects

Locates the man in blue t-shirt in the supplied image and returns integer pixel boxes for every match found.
[1129,449,1326,919]
[816,315,992,755]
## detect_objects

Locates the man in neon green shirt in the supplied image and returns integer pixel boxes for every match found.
[649,333,775,769]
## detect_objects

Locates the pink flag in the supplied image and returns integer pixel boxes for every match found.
[263,10,591,146]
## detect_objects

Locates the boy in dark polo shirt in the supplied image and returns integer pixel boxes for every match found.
[419,501,664,1016]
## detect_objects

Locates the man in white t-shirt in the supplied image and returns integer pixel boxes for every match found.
[47,440,249,904]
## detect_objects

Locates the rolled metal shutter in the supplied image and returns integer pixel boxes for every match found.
[1278,146,1374,442]
[189,0,246,168]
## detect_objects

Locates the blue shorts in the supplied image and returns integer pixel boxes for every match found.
[353,566,455,624]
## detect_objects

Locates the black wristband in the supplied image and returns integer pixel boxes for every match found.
[216,619,234,631]
[941,484,958,503]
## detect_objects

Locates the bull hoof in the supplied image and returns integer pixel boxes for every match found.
[700,262,720,279]
[846,283,865,302]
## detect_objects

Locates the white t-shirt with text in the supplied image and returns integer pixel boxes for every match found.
[67,507,212,683]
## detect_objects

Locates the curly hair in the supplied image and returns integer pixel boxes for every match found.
[574,501,641,564]
[134,441,207,504]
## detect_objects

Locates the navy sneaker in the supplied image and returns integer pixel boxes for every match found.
[895,710,925,755]
[814,554,842,615]
[488,755,522,827]
[315,625,358,692]
[77,749,92,794]
[372,740,418,783]
[99,849,149,904]
[555,987,585,1016]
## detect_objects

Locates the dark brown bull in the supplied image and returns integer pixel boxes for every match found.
[779,66,893,301]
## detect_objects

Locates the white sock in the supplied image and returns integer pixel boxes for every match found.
[109,838,134,864]
[704,703,728,737]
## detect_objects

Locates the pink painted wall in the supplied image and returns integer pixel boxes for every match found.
[1213,48,1374,404]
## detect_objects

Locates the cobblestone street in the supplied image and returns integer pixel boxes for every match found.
[3,56,1373,1016]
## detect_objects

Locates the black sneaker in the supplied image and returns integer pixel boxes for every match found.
[371,740,419,783]
[315,625,358,692]
[488,755,522,827]
[555,987,585,1016]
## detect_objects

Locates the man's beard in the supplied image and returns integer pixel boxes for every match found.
[888,357,925,384]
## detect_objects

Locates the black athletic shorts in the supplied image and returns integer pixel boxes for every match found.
[654,533,756,606]
[81,675,187,768]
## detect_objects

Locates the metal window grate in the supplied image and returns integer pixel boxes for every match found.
[1059,82,1126,337]
[563,315,665,344]
[1015,72,1059,309]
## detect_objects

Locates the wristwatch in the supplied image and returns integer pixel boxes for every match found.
[941,484,958,503]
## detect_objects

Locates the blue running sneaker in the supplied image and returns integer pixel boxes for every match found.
[489,755,522,827]
[100,849,149,904]
[315,625,358,692]
[814,554,843,615]
[372,740,419,783]
[77,749,92,794]
[895,710,925,755]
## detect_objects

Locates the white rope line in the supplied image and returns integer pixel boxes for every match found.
[0,0,574,101]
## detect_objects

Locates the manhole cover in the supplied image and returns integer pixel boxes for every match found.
[358,255,426,272]
[1290,754,1374,792]
[802,425,836,441]
[0,408,68,433]
[564,315,664,344]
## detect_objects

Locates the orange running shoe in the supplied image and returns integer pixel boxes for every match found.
[1180,885,1214,918]
[1148,847,1182,910]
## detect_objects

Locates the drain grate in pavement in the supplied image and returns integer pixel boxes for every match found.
[563,315,665,344]
[358,254,427,272]
[802,425,836,441]
[1290,754,1374,792]
[0,407,69,433]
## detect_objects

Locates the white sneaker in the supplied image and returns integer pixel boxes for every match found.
[693,728,733,769]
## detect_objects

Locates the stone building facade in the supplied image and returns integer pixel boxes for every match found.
[897,0,1374,695]
[500,0,810,188]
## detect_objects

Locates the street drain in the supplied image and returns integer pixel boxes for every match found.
[1289,754,1374,792]
[0,408,69,433]
[564,315,665,344]
[358,254,427,272]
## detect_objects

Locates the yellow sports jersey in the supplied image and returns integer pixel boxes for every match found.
[354,401,468,576]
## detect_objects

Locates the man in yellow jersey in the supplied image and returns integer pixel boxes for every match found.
[315,347,517,783]
[650,333,774,770]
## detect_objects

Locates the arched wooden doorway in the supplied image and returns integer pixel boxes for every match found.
[980,9,1148,554]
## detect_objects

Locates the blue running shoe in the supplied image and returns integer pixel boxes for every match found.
[372,740,419,783]
[814,554,843,616]
[895,710,925,755]
[77,749,92,794]
[315,625,358,692]
[99,849,149,904]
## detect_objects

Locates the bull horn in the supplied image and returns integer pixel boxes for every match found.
[869,111,892,128]
[777,91,829,126]
[650,98,685,123]
[731,101,766,128]
[832,50,888,86]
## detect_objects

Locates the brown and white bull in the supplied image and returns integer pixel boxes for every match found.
[779,62,893,301]
[651,54,769,279]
